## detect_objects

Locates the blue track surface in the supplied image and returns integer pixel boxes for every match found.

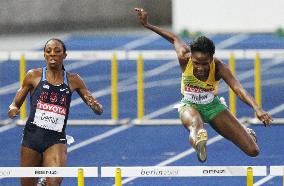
[0,33,284,185]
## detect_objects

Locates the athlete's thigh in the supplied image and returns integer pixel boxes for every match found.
[210,109,251,143]
[21,146,42,166]
[42,143,67,167]
[180,105,203,127]
[20,146,42,186]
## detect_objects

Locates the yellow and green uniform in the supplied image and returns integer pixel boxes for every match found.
[179,58,227,123]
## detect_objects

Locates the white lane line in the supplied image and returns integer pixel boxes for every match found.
[122,34,160,50]
[0,119,16,133]
[83,72,137,83]
[67,125,132,153]
[216,34,249,49]
[0,82,19,96]
[254,175,276,186]
[0,124,17,133]
[268,103,284,116]
[143,103,178,120]
[64,60,100,71]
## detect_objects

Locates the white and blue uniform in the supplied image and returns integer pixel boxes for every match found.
[22,67,72,153]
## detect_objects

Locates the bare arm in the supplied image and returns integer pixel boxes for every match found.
[8,71,33,119]
[69,73,103,115]
[217,59,273,126]
[134,8,190,69]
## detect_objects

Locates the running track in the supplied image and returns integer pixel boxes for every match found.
[0,33,284,185]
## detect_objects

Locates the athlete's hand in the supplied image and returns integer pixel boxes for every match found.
[134,8,148,26]
[8,105,20,119]
[255,108,273,126]
[93,101,103,115]
[84,95,104,115]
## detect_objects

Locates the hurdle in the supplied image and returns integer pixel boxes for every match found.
[101,166,267,186]
[11,49,284,126]
[19,54,27,121]
[269,166,284,186]
[0,167,98,186]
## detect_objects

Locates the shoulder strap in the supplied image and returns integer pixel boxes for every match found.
[42,67,46,81]
[63,70,68,85]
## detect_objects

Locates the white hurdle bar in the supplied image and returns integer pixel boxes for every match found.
[270,166,284,176]
[101,166,267,177]
[0,167,98,177]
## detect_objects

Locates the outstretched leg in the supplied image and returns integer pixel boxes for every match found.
[210,109,259,157]
[180,106,208,162]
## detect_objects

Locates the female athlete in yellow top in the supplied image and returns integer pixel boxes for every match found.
[134,8,273,162]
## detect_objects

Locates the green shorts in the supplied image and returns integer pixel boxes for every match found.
[178,96,227,123]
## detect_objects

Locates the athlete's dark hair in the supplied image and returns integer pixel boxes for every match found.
[44,38,66,53]
[189,36,215,56]
[44,38,66,70]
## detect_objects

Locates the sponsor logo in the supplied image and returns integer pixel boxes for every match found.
[203,169,226,174]
[60,138,66,141]
[37,101,66,115]
[34,170,58,175]
[43,84,50,89]
[140,169,179,176]
[60,88,68,92]
[185,86,214,92]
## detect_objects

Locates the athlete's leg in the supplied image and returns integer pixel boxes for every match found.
[210,109,259,157]
[21,146,42,186]
[42,144,67,186]
[180,106,208,162]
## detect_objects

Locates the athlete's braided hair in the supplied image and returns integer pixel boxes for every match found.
[189,36,215,56]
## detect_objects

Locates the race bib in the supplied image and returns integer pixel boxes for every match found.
[32,101,66,132]
[183,91,215,104]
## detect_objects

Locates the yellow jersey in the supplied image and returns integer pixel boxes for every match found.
[181,58,218,104]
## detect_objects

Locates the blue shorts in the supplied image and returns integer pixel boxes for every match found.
[22,124,67,153]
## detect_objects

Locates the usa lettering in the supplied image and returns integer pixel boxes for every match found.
[41,113,58,124]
